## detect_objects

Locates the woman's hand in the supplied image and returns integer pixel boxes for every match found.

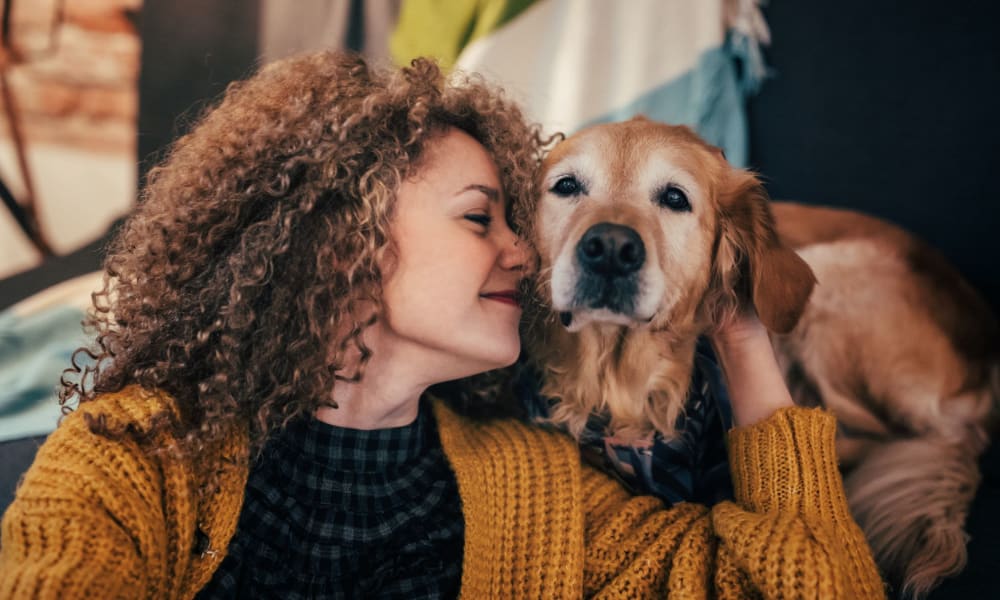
[710,310,795,427]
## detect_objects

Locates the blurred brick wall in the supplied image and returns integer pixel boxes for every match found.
[0,0,141,280]
[1,0,141,152]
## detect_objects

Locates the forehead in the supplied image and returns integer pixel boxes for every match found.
[543,122,721,189]
[419,128,500,179]
[395,128,503,211]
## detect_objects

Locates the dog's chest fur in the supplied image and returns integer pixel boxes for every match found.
[518,326,734,506]
[529,321,698,443]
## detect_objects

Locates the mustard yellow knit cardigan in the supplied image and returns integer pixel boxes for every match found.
[0,387,885,598]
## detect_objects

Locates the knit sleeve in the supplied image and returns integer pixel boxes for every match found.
[0,401,170,599]
[580,406,886,599]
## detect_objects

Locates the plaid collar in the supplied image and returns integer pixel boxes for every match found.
[198,399,464,598]
[264,401,434,511]
[279,401,428,474]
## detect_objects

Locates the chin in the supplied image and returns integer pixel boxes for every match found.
[482,348,520,371]
[477,338,521,371]
[433,340,520,382]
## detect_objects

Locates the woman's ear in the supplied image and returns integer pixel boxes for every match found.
[713,170,816,334]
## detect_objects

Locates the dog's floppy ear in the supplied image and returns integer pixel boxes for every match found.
[712,170,816,334]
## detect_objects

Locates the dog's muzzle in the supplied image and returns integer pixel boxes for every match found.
[571,222,645,315]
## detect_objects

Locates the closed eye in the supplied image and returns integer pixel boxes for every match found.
[465,213,493,228]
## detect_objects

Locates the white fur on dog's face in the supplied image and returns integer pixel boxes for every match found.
[538,123,721,332]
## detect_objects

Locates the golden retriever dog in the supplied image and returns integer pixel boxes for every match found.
[521,116,999,598]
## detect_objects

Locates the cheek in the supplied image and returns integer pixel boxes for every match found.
[656,217,716,291]
[381,266,466,346]
[536,199,574,263]
[385,240,493,318]
[382,238,451,321]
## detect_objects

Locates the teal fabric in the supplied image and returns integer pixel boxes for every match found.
[583,38,760,168]
[0,305,89,442]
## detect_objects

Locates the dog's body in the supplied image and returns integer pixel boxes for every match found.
[769,202,998,596]
[523,117,999,598]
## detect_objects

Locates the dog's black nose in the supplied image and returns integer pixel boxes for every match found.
[577,223,645,276]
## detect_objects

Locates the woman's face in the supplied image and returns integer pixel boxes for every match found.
[378,127,533,382]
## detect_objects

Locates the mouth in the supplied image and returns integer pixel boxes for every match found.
[555,276,656,329]
[574,273,639,314]
[481,290,521,308]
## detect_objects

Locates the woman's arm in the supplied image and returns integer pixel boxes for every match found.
[0,395,171,599]
[580,407,887,598]
[580,315,887,597]
[710,310,794,427]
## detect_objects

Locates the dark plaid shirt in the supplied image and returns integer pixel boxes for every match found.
[517,337,735,507]
[197,400,464,599]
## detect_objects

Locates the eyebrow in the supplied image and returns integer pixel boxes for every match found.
[458,184,500,202]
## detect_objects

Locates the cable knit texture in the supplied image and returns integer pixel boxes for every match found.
[0,386,885,599]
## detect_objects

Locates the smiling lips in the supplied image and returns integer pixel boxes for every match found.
[481,290,521,307]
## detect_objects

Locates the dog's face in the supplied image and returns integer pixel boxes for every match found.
[537,119,727,332]
[528,116,814,441]
[534,116,814,338]
[527,117,815,442]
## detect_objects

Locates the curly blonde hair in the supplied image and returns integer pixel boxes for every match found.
[62,51,548,461]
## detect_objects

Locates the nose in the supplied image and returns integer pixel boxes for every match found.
[576,222,645,277]
[498,226,535,274]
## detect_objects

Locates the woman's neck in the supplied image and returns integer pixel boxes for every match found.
[314,332,431,430]
[315,369,425,430]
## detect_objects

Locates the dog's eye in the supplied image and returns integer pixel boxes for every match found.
[551,176,583,197]
[656,186,691,212]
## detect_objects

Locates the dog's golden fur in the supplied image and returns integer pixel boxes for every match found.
[769,202,999,596]
[523,117,999,598]
[524,118,814,442]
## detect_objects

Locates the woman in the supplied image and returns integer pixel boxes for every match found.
[0,51,884,598]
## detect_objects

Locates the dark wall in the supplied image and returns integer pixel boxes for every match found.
[138,0,259,181]
[748,0,1000,311]
[749,10,1000,594]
